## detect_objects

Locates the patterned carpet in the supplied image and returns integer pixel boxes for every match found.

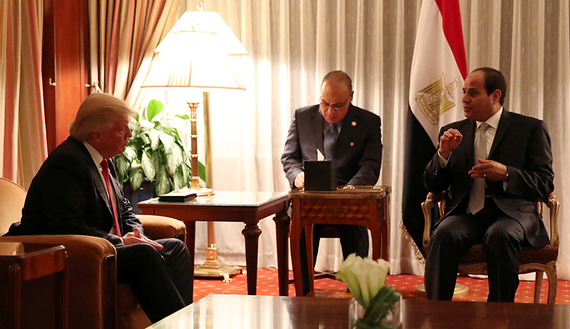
[194,267,570,304]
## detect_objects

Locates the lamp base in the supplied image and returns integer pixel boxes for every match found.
[416,283,469,297]
[186,187,215,197]
[194,244,240,282]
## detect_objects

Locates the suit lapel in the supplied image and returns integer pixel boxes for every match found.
[462,120,476,166]
[489,110,511,158]
[310,108,325,156]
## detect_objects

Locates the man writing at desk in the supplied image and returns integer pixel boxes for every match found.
[281,70,382,295]
[19,93,193,322]
[423,67,554,302]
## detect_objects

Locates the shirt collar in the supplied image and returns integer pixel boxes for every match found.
[83,141,105,168]
[477,107,503,129]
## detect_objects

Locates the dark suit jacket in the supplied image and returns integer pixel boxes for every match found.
[423,110,554,248]
[21,136,143,246]
[281,104,382,187]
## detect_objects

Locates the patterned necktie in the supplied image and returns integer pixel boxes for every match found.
[323,124,338,160]
[101,159,121,236]
[468,123,490,214]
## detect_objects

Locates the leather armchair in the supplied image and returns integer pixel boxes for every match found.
[0,177,186,328]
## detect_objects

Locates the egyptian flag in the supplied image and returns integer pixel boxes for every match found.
[402,0,467,252]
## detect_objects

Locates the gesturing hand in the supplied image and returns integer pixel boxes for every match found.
[122,227,164,251]
[468,159,509,181]
[438,128,463,160]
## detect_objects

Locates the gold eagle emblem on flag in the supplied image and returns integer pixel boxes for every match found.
[415,73,459,125]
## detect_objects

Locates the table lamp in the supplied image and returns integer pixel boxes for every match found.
[141,11,246,281]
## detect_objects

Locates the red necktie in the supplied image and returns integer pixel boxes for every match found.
[101,159,121,236]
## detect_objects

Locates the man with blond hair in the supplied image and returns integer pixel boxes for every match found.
[20,93,193,322]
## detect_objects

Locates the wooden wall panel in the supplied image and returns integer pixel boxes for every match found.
[42,0,89,152]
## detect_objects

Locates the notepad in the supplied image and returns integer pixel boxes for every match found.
[158,190,197,202]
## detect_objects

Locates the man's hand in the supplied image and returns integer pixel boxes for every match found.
[294,172,305,188]
[438,128,463,160]
[468,159,509,181]
[122,228,164,251]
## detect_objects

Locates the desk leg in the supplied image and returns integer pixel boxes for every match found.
[242,223,261,295]
[185,221,196,303]
[7,263,22,329]
[273,208,290,296]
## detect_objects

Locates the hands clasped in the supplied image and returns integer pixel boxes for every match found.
[122,227,164,251]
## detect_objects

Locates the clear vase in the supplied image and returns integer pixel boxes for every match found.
[348,296,402,329]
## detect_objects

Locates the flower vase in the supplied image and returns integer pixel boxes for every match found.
[348,296,402,329]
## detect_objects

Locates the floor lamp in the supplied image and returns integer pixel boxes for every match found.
[141,13,246,281]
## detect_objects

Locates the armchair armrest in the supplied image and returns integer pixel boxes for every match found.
[547,193,560,246]
[139,215,186,241]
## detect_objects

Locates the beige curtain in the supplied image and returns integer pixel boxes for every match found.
[88,0,182,101]
[166,0,570,280]
[0,0,47,189]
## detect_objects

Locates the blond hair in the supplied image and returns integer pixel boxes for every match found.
[69,93,135,141]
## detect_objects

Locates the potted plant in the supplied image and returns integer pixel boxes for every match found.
[115,99,201,199]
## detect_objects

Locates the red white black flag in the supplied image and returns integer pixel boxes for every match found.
[403,0,467,251]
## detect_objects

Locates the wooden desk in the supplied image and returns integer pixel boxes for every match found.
[148,295,570,329]
[289,186,391,296]
[138,191,290,296]
[0,242,67,329]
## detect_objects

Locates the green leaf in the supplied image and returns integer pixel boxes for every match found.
[173,166,185,190]
[174,114,190,120]
[159,132,175,154]
[149,129,161,151]
[198,161,207,183]
[129,167,143,191]
[166,144,184,176]
[114,154,129,181]
[146,99,163,121]
[141,151,156,181]
[123,145,137,162]
[155,167,171,195]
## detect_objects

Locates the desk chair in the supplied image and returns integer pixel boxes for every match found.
[0,177,186,328]
[421,191,559,303]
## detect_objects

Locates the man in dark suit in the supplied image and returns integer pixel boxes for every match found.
[423,67,554,302]
[281,70,382,295]
[20,93,193,322]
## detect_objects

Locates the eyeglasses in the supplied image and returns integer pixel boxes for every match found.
[319,95,351,112]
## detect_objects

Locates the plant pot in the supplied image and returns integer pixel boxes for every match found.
[123,181,156,214]
[348,296,402,329]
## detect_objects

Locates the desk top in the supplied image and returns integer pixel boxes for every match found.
[148,295,570,329]
[290,186,391,199]
[139,191,289,207]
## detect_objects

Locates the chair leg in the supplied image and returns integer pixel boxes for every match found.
[533,271,543,303]
[546,264,557,304]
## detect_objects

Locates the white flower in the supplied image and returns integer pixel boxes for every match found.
[336,253,391,309]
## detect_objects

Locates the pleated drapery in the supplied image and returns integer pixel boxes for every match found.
[0,0,47,189]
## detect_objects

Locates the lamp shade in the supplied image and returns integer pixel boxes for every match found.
[141,30,245,90]
[156,11,247,55]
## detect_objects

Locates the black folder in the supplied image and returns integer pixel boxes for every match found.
[158,190,197,202]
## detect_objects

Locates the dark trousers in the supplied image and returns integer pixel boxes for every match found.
[300,224,369,295]
[117,238,193,322]
[424,198,526,302]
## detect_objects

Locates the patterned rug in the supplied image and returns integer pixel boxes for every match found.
[194,267,570,304]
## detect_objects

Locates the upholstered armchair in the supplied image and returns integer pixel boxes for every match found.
[421,190,560,303]
[0,177,186,328]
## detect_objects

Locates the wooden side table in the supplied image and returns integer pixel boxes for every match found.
[289,186,391,296]
[0,242,68,329]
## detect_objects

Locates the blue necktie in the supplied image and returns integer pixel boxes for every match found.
[323,124,338,160]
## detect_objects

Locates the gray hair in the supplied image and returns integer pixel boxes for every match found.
[69,93,135,141]
[321,70,353,92]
